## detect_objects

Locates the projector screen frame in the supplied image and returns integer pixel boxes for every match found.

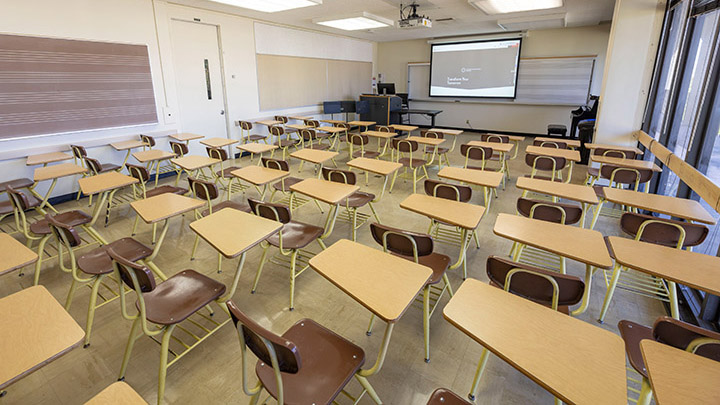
[428,38,523,100]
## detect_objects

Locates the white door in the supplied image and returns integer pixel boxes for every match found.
[170,20,228,146]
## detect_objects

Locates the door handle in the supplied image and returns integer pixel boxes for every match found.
[220,110,225,115]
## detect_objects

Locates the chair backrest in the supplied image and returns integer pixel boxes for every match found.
[227,300,300,376]
[305,119,319,128]
[269,126,284,137]
[392,138,418,152]
[377,125,395,133]
[239,121,253,130]
[533,140,567,149]
[600,164,653,188]
[188,177,219,201]
[140,134,156,147]
[525,153,567,172]
[70,144,87,159]
[480,133,509,143]
[300,128,316,142]
[248,197,291,224]
[516,197,583,225]
[486,256,585,309]
[652,316,720,360]
[45,213,82,248]
[170,141,188,157]
[85,157,103,174]
[424,179,471,203]
[334,122,350,130]
[6,186,32,211]
[620,212,708,248]
[274,116,289,124]
[261,157,290,172]
[350,133,369,146]
[420,130,443,139]
[107,246,156,293]
[369,222,434,260]
[460,144,493,165]
[207,147,229,161]
[322,167,357,185]
[593,148,636,159]
[126,164,150,183]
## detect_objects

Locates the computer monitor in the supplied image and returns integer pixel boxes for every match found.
[377,83,396,95]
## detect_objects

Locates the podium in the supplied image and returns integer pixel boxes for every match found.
[359,94,402,126]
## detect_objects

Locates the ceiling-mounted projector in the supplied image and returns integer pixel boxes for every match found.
[398,2,432,28]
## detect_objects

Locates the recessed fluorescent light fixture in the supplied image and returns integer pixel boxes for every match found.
[313,12,394,31]
[469,0,562,15]
[208,0,321,13]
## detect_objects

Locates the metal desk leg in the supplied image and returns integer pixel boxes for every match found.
[217,252,247,315]
[448,228,471,279]
[571,264,596,316]
[142,219,170,281]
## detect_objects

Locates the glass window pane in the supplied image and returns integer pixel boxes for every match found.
[695,132,720,256]
[664,10,720,197]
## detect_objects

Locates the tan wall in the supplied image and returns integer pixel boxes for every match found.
[376,25,611,134]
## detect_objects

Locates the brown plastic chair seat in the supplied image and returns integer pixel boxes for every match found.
[97,163,121,173]
[308,143,330,151]
[256,318,365,405]
[466,165,496,171]
[315,132,331,139]
[426,388,472,405]
[274,139,298,148]
[78,238,153,275]
[202,200,251,216]
[618,320,652,378]
[267,221,323,250]
[398,157,426,168]
[0,178,34,192]
[139,270,226,325]
[587,167,600,177]
[284,127,298,133]
[248,134,267,141]
[425,146,449,154]
[593,185,606,199]
[352,150,380,159]
[216,166,243,179]
[0,201,13,215]
[272,177,303,192]
[341,191,375,208]
[30,210,92,235]
[146,185,187,198]
[394,252,450,285]
[524,174,564,182]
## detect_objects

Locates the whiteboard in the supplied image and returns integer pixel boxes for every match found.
[408,56,595,105]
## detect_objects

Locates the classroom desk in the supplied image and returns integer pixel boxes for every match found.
[590,155,661,172]
[348,120,375,132]
[169,132,204,145]
[170,155,220,183]
[346,157,402,200]
[231,165,288,199]
[515,177,599,227]
[111,140,147,167]
[467,141,514,184]
[288,115,312,121]
[443,279,627,405]
[437,166,504,208]
[308,239,432,394]
[493,213,613,315]
[190,208,282,312]
[407,136,446,166]
[428,127,463,152]
[604,236,720,320]
[130,193,204,280]
[601,187,716,224]
[78,171,139,229]
[199,137,238,149]
[85,382,147,404]
[585,143,644,155]
[132,150,176,187]
[26,151,73,167]
[255,120,282,128]
[286,123,310,131]
[390,124,418,135]
[0,285,85,393]
[363,130,397,157]
[289,148,338,177]
[237,142,277,163]
[641,340,720,405]
[0,233,39,277]
[290,178,358,240]
[526,145,581,184]
[400,193,485,278]
[534,137,581,148]
[34,163,88,212]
